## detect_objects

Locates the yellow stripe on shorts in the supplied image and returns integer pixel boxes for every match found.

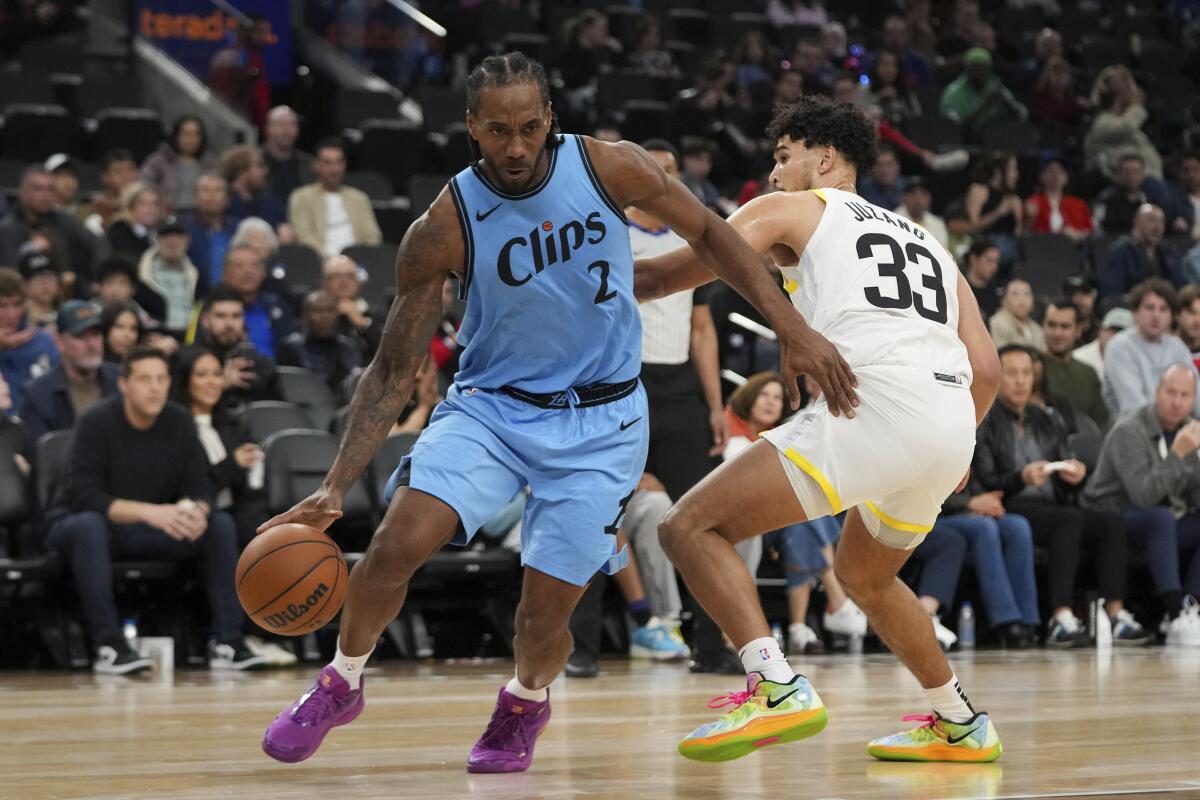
[783,278,798,294]
[782,448,843,515]
[864,501,933,535]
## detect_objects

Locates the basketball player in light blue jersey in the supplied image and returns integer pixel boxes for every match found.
[257,52,858,773]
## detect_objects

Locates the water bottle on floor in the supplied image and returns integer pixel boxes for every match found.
[957,603,975,649]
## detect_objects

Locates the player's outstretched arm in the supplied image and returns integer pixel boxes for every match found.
[956,271,1001,427]
[591,138,857,416]
[257,196,460,533]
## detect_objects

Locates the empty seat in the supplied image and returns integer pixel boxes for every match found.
[443,123,473,172]
[337,90,399,132]
[1,105,80,161]
[501,33,551,66]
[713,12,768,48]
[904,114,963,151]
[0,70,55,107]
[92,109,162,162]
[344,170,394,203]
[76,76,147,119]
[370,433,421,509]
[1020,233,1084,299]
[357,119,427,194]
[479,6,535,44]
[244,401,317,443]
[342,244,397,310]
[598,70,657,113]
[374,205,413,245]
[274,243,325,297]
[621,100,671,144]
[262,430,375,534]
[0,158,24,194]
[980,118,1039,153]
[275,367,339,432]
[604,6,645,45]
[1139,39,1184,74]
[666,8,711,46]
[417,86,466,134]
[1079,36,1128,71]
[407,174,448,217]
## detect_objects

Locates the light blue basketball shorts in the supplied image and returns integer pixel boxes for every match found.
[384,381,650,586]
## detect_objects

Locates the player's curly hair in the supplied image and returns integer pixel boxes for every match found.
[765,96,878,176]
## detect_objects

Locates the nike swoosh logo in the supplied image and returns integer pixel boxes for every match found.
[765,688,800,709]
[619,417,642,431]
[475,202,502,222]
[946,727,979,745]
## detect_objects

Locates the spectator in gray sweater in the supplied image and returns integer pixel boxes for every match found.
[1084,364,1200,646]
[1103,279,1200,418]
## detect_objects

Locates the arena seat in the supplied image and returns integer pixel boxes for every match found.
[274,243,324,299]
[1,104,80,161]
[244,401,318,443]
[406,173,449,216]
[261,430,376,545]
[275,368,339,433]
[1020,233,1084,299]
[417,86,466,134]
[357,119,427,194]
[336,89,399,133]
[91,108,162,162]
[344,170,394,203]
[342,244,397,311]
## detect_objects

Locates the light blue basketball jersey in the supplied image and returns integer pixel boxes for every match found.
[446,134,641,393]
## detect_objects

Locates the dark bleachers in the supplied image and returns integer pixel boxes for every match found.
[357,119,427,194]
[342,244,398,311]
[344,170,395,203]
[92,109,161,162]
[244,400,318,443]
[275,243,325,299]
[336,89,400,132]
[275,367,339,433]
[1,105,80,161]
[417,86,465,134]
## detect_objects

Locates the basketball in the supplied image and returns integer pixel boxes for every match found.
[236,524,349,636]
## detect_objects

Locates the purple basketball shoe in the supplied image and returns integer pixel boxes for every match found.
[263,666,364,763]
[466,687,551,773]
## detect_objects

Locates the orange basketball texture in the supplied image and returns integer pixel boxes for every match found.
[236,524,348,636]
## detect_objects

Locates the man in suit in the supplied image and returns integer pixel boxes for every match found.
[287,138,382,257]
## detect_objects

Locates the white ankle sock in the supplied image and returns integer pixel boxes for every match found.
[924,675,976,723]
[506,674,548,702]
[330,638,373,689]
[738,636,795,683]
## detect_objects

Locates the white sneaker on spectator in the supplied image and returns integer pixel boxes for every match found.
[1166,597,1200,647]
[246,635,299,666]
[931,614,958,651]
[787,622,825,655]
[209,639,269,671]
[824,599,868,637]
[93,643,154,675]
[1111,609,1150,647]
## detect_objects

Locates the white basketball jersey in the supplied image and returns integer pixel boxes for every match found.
[779,188,972,381]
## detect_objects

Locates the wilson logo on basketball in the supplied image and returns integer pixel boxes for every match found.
[262,582,331,630]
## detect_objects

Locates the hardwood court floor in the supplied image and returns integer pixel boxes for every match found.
[4,647,1200,800]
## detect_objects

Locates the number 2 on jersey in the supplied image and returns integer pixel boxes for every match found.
[857,232,948,324]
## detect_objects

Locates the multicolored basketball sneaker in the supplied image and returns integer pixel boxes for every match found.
[678,672,828,762]
[867,711,1002,762]
[262,666,365,763]
[467,687,551,773]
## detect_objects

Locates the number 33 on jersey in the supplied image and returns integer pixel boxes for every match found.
[779,188,970,379]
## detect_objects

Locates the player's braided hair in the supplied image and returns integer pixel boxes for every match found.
[465,52,561,162]
[765,95,878,176]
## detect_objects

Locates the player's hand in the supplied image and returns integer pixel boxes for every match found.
[779,324,858,417]
[1059,458,1087,485]
[966,490,1005,517]
[1021,460,1049,487]
[707,407,728,456]
[257,488,344,534]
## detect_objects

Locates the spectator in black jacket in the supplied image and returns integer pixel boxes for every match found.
[171,346,267,548]
[43,347,263,674]
[18,300,119,440]
[0,165,102,282]
[974,344,1147,647]
[322,254,381,358]
[278,290,363,393]
[1098,204,1184,299]
[196,285,280,414]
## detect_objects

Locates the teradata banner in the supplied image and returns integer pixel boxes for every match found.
[136,0,292,85]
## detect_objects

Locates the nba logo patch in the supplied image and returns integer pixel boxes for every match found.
[759,648,771,660]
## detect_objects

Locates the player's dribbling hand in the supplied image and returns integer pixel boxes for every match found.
[257,488,344,534]
[780,325,858,417]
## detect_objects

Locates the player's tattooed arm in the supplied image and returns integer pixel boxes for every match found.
[258,195,459,532]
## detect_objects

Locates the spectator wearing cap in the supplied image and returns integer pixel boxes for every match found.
[221,145,288,233]
[1042,297,1109,430]
[82,149,139,235]
[261,106,314,203]
[1026,158,1093,242]
[106,182,164,261]
[1104,280,1200,417]
[1064,275,1099,346]
[44,153,83,217]
[1076,307,1132,381]
[858,144,907,211]
[1098,204,1184,299]
[141,116,220,214]
[0,165,102,282]
[322,254,381,358]
[0,267,58,408]
[19,247,61,332]
[184,174,240,295]
[17,300,119,440]
[137,216,198,336]
[939,48,1027,142]
[893,178,947,248]
[287,138,381,258]
[278,290,363,392]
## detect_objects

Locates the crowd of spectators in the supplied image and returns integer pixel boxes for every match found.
[7,0,1200,672]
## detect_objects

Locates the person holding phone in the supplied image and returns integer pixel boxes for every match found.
[196,284,280,414]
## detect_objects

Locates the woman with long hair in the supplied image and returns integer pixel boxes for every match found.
[724,373,866,654]
[866,50,921,126]
[140,115,220,212]
[99,300,143,364]
[106,182,164,260]
[1084,66,1162,179]
[965,151,1023,270]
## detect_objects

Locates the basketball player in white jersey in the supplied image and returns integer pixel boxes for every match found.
[635,96,1004,763]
